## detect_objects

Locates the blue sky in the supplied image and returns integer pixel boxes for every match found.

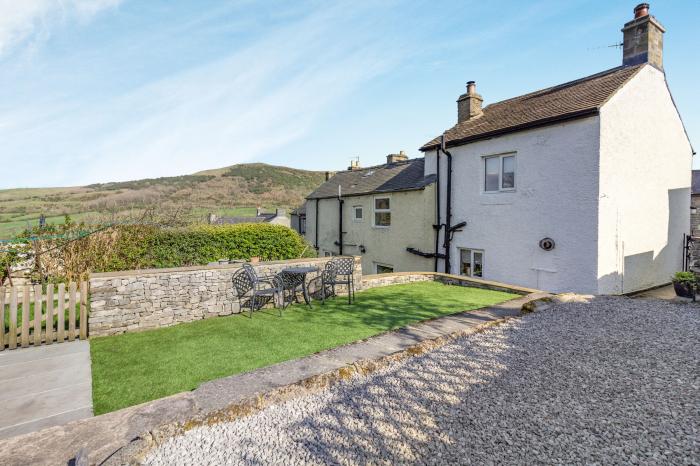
[0,0,697,189]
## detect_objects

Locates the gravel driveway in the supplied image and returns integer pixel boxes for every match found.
[145,297,699,465]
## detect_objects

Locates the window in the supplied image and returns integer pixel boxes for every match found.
[353,206,363,222]
[375,263,394,274]
[300,217,306,234]
[460,249,484,278]
[484,154,516,192]
[374,197,391,227]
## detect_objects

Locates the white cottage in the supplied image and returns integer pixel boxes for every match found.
[420,3,693,294]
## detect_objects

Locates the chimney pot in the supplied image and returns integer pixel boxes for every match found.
[634,3,649,18]
[348,158,361,171]
[466,81,476,95]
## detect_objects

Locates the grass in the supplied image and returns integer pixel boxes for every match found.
[90,281,517,414]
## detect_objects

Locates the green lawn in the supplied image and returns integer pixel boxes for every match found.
[90,281,517,414]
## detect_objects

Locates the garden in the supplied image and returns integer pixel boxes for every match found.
[89,281,517,414]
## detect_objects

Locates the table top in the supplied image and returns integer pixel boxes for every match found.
[281,266,319,274]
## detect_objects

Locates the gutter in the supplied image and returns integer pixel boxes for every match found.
[434,145,441,272]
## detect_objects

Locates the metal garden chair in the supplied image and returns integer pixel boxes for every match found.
[321,257,356,305]
[232,264,283,317]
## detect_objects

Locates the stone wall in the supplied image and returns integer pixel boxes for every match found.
[361,271,538,295]
[89,257,361,337]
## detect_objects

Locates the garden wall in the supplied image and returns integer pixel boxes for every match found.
[360,271,538,295]
[89,257,361,337]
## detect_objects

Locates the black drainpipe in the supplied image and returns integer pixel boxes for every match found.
[441,135,453,274]
[314,199,319,250]
[434,148,441,272]
[338,196,344,255]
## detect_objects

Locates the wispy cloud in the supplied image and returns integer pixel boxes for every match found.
[0,1,404,186]
[0,0,122,56]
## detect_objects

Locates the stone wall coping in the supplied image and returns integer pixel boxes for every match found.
[90,256,361,279]
[361,271,541,295]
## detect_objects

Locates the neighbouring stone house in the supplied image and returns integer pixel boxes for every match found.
[691,170,700,236]
[290,204,306,235]
[420,3,693,294]
[207,208,290,228]
[304,153,436,275]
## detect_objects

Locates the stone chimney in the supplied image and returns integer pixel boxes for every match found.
[275,208,286,217]
[348,158,361,171]
[256,207,262,217]
[386,150,408,164]
[622,3,665,69]
[457,81,483,124]
[207,213,217,224]
[325,171,335,181]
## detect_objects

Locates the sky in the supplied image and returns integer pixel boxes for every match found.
[0,0,698,189]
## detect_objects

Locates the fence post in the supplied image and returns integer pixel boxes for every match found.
[79,281,88,340]
[21,286,30,348]
[0,286,5,351]
[33,284,42,345]
[46,284,54,344]
[57,283,65,343]
[9,287,17,349]
[68,282,76,342]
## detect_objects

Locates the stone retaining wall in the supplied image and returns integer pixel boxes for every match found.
[361,271,538,295]
[89,257,361,337]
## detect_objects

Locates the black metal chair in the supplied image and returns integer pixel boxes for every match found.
[321,257,356,304]
[232,264,283,317]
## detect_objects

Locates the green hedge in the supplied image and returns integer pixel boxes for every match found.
[98,223,314,272]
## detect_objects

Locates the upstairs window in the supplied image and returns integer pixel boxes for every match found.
[374,197,391,227]
[484,154,516,192]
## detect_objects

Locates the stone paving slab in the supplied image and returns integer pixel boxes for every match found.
[0,341,93,440]
[0,292,544,466]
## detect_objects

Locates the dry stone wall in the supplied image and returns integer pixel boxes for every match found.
[89,257,361,337]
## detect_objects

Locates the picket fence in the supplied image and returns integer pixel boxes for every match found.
[0,282,88,350]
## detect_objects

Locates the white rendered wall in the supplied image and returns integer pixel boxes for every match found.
[426,117,601,293]
[597,65,692,294]
[305,186,436,275]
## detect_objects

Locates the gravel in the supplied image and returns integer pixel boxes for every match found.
[145,297,699,465]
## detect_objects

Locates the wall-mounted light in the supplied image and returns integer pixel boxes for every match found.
[359,245,366,254]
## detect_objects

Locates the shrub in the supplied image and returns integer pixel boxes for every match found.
[30,221,315,279]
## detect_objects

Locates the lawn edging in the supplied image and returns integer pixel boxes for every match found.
[0,288,550,466]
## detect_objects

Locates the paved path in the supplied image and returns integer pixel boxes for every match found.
[0,341,93,440]
[146,297,699,465]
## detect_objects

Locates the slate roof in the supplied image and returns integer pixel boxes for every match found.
[307,158,436,200]
[421,64,645,151]
[692,170,700,195]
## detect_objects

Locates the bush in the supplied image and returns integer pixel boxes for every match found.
[672,271,696,285]
[32,221,315,279]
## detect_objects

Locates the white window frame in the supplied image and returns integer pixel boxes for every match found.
[483,152,516,193]
[353,205,364,222]
[372,196,391,228]
[459,248,484,278]
[375,262,394,274]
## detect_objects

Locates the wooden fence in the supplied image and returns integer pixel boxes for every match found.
[0,282,88,350]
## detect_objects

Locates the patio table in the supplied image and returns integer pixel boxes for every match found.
[279,266,320,308]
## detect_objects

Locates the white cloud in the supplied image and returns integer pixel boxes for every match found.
[0,0,121,55]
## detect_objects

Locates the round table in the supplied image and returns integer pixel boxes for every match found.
[279,266,320,308]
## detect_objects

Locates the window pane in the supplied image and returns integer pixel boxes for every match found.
[460,249,472,276]
[375,212,391,226]
[484,157,499,191]
[375,198,390,210]
[473,251,483,277]
[355,207,363,219]
[376,264,394,274]
[502,156,515,189]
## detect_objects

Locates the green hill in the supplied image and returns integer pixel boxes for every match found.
[0,163,326,239]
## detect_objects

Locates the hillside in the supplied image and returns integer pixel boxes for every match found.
[0,163,326,239]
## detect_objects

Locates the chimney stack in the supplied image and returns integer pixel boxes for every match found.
[386,150,408,164]
[622,3,665,69]
[457,80,483,124]
[325,171,335,181]
[348,158,361,171]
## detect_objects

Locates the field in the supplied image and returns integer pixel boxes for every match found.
[0,164,326,239]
